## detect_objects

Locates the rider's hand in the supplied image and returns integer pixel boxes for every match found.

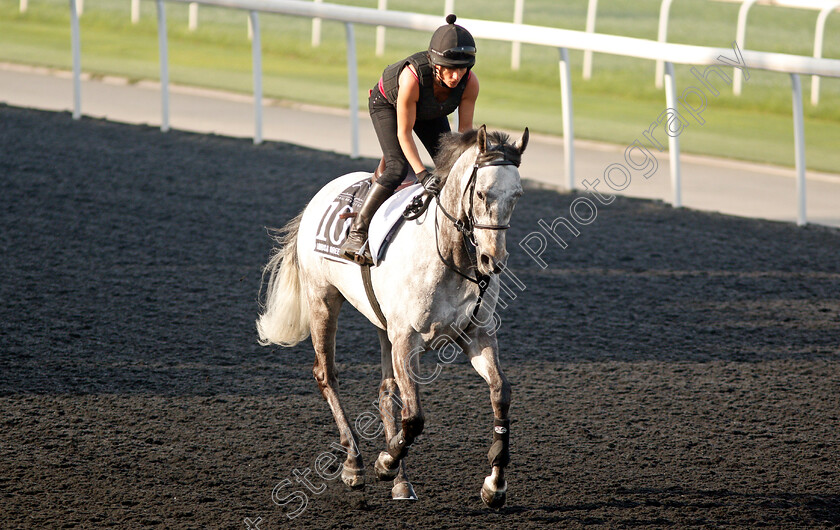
[417,169,441,194]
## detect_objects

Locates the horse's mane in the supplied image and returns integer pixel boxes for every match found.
[433,129,513,181]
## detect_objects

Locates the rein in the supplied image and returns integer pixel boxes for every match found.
[408,144,521,320]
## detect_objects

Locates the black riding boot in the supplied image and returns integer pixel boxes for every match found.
[340,182,392,264]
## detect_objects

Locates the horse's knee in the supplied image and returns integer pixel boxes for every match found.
[401,414,425,444]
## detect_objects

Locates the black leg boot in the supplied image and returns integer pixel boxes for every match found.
[340,182,393,264]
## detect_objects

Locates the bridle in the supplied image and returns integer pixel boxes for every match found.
[404,143,522,319]
[434,146,520,242]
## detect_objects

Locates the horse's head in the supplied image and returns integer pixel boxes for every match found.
[456,125,528,275]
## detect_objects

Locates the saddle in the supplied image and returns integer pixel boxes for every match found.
[312,166,424,266]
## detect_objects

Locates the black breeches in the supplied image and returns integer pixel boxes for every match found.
[368,87,451,193]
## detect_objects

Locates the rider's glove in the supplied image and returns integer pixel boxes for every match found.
[416,169,441,195]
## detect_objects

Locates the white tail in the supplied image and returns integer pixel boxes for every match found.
[256,212,311,347]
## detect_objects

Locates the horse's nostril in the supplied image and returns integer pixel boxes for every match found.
[480,254,491,268]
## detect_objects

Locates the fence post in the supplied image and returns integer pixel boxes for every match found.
[559,48,575,190]
[189,3,198,31]
[511,0,524,71]
[811,2,840,106]
[131,0,140,23]
[582,0,598,80]
[655,0,675,89]
[734,0,758,96]
[312,0,322,47]
[663,62,681,207]
[345,23,359,159]
[251,11,263,145]
[156,0,170,133]
[70,0,81,120]
[375,0,387,56]
[791,73,807,226]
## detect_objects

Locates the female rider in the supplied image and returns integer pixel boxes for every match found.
[340,14,479,264]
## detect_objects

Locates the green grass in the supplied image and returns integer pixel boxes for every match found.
[2,0,839,172]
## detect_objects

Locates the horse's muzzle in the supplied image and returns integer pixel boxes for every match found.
[479,251,507,275]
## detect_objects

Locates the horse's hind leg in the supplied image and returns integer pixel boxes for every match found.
[374,329,417,500]
[308,285,365,489]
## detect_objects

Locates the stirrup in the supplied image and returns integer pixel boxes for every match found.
[352,250,373,266]
[342,240,373,266]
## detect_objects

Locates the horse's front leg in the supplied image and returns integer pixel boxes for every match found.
[377,334,425,499]
[461,332,512,508]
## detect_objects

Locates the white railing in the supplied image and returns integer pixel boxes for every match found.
[722,0,840,101]
[655,0,840,102]
[57,0,837,97]
[582,0,599,80]
[67,0,840,226]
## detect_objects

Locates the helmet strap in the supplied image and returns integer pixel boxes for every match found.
[434,64,447,88]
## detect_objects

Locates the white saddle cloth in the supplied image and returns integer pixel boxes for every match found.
[367,183,425,265]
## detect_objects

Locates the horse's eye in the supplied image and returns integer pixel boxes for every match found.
[476,190,486,200]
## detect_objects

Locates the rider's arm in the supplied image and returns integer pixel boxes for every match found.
[396,66,428,175]
[457,73,479,133]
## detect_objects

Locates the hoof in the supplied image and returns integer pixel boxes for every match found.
[480,476,507,508]
[374,451,399,481]
[391,481,417,500]
[341,465,365,490]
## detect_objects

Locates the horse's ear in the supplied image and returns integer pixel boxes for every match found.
[516,127,529,154]
[477,124,488,154]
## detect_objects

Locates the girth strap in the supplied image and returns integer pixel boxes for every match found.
[361,263,387,329]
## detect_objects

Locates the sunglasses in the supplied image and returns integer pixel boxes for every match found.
[433,46,476,60]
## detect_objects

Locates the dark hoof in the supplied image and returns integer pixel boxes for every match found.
[374,451,399,481]
[480,476,506,508]
[391,481,417,500]
[341,465,365,490]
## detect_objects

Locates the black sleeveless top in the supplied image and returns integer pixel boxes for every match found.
[379,51,469,121]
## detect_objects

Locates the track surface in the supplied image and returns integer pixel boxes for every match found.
[1,105,839,528]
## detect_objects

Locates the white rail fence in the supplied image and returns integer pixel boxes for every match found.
[67,0,840,226]
[656,0,840,103]
[54,0,838,102]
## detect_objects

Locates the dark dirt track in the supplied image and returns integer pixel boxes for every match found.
[1,104,839,529]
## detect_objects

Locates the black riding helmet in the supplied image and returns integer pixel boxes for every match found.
[428,14,476,69]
